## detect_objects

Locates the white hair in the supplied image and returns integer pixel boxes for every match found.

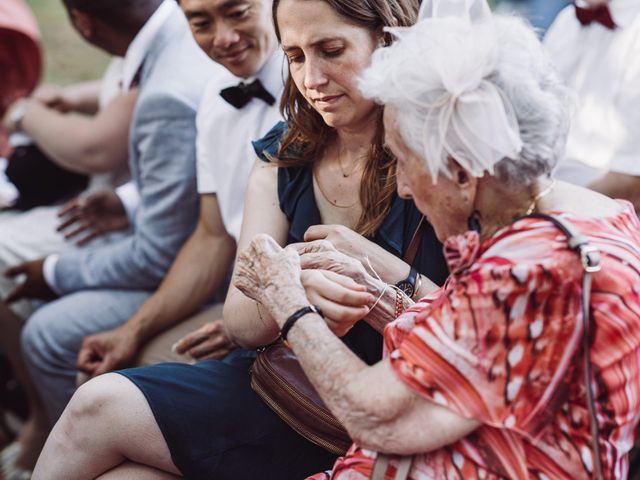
[360,13,572,185]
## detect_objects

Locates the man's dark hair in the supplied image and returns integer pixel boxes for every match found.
[62,0,163,34]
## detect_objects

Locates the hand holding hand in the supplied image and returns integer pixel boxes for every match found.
[303,225,384,262]
[173,320,235,361]
[76,327,140,378]
[300,269,375,336]
[234,234,308,325]
[4,259,56,303]
[57,190,129,246]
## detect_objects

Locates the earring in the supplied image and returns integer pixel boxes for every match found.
[467,210,482,233]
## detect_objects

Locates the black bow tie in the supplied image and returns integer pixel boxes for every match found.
[574,3,617,30]
[219,79,275,109]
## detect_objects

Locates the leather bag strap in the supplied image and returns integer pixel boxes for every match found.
[403,216,426,265]
[371,454,413,480]
[525,213,603,480]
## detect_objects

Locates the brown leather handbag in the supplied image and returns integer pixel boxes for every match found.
[251,342,351,455]
[250,219,428,456]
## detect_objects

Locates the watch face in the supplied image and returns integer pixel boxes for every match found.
[396,281,414,297]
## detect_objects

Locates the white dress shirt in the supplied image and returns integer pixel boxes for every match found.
[196,50,286,242]
[545,0,640,186]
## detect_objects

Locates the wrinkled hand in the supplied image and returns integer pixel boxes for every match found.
[58,190,129,246]
[4,259,56,303]
[292,239,379,288]
[173,320,235,361]
[234,234,308,325]
[76,327,139,378]
[303,225,384,262]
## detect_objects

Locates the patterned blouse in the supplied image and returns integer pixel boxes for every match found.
[309,202,640,479]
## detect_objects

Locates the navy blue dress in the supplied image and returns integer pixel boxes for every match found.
[118,122,448,480]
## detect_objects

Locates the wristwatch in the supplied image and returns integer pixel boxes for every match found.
[7,99,30,133]
[395,265,418,298]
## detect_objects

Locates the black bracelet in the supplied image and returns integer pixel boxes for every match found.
[280,305,324,343]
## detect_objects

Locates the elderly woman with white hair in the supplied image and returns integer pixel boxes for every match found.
[234,2,640,479]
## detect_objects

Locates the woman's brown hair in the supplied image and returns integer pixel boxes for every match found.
[272,0,420,237]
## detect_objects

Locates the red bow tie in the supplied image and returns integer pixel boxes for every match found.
[574,3,617,29]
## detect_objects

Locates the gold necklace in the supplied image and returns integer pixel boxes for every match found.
[312,170,358,209]
[525,179,556,215]
[337,144,359,178]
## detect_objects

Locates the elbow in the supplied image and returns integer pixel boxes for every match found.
[80,146,125,173]
[348,421,412,455]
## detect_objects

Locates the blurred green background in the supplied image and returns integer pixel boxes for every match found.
[26,0,110,85]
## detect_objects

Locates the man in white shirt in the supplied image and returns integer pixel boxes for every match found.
[69,0,285,392]
[545,0,640,209]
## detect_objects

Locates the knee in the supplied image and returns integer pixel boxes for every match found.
[60,374,124,436]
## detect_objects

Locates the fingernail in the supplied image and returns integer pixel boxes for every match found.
[171,342,179,353]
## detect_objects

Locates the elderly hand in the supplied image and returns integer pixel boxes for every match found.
[4,258,57,303]
[57,190,129,246]
[234,234,309,327]
[303,225,385,262]
[292,239,380,288]
[173,320,236,361]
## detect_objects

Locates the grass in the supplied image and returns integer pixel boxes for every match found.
[25,0,110,86]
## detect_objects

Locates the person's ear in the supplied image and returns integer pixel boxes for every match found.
[69,8,93,39]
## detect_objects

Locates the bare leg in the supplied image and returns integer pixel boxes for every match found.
[33,373,181,480]
[96,462,181,480]
[0,302,49,470]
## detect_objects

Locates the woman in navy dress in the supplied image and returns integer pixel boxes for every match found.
[32,0,449,478]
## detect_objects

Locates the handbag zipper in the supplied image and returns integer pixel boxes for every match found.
[251,375,349,455]
[256,354,347,429]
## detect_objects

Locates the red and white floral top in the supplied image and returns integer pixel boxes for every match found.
[310,202,640,479]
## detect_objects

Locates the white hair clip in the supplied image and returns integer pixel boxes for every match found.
[360,0,524,181]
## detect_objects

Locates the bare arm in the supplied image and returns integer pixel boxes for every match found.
[124,193,236,344]
[222,160,289,348]
[19,90,137,174]
[589,171,640,211]
[304,225,438,298]
[32,81,103,115]
[76,194,237,376]
[234,236,479,454]
[290,318,479,454]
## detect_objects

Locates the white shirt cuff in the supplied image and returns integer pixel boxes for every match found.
[43,255,63,296]
[115,182,141,223]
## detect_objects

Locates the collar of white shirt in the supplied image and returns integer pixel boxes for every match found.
[121,0,178,91]
[221,48,287,99]
[574,0,640,29]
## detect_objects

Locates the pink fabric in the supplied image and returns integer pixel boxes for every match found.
[0,0,41,155]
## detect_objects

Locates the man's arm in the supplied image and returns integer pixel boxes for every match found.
[123,194,235,343]
[12,89,136,174]
[589,171,640,211]
[51,94,200,293]
[76,194,236,376]
[31,81,103,115]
